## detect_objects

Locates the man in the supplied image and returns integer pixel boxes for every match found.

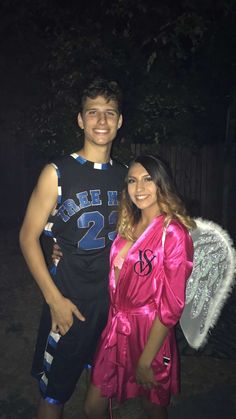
[19,78,127,419]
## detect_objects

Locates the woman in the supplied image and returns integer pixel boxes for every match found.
[84,154,195,419]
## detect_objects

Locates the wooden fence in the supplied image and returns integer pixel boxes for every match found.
[1,140,236,241]
[130,142,236,240]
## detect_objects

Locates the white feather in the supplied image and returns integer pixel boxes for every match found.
[179,217,236,349]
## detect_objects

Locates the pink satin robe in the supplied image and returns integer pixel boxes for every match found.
[91,215,194,406]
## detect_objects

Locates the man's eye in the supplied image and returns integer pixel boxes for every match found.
[87,110,96,115]
[106,111,116,117]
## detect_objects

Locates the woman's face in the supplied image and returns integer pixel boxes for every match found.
[127,163,160,216]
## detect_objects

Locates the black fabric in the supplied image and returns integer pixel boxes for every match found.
[48,155,127,301]
[32,154,127,402]
[32,298,109,403]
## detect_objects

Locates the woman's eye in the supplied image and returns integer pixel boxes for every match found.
[127,178,135,184]
[144,176,152,182]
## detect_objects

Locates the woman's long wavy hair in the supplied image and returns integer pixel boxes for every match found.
[117,154,196,241]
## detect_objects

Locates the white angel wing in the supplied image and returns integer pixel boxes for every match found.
[180,218,236,349]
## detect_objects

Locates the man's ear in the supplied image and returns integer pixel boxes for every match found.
[77,113,84,129]
[118,114,123,129]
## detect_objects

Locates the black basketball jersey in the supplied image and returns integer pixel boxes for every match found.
[44,153,127,302]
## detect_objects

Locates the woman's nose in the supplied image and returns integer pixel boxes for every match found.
[136,179,145,191]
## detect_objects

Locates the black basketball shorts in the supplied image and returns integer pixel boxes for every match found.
[31,297,109,404]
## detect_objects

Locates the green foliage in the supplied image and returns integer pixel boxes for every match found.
[3,0,235,157]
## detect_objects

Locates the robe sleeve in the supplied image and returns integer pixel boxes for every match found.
[156,222,194,328]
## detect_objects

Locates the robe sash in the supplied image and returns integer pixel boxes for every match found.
[104,302,157,367]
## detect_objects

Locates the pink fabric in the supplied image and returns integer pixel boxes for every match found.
[91,214,194,406]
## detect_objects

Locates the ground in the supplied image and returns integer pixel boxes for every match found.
[0,227,236,418]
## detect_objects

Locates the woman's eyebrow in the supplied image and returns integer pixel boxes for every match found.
[128,174,150,179]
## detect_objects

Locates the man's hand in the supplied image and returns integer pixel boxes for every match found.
[52,243,63,262]
[50,295,85,335]
[135,360,159,390]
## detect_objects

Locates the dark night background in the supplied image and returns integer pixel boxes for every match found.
[0,1,236,418]
[1,0,236,232]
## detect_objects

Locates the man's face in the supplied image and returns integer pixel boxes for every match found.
[78,96,123,147]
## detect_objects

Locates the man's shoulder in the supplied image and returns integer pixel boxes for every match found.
[49,154,73,168]
[48,154,85,177]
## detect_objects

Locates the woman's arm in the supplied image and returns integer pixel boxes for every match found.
[136,316,169,388]
[136,223,193,388]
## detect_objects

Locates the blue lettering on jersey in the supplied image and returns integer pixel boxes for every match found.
[56,190,119,248]
[57,199,80,222]
[108,211,118,241]
[77,210,118,250]
[107,191,118,206]
[90,190,102,206]
[58,190,118,222]
[77,211,105,250]
[55,189,120,249]
[76,191,91,209]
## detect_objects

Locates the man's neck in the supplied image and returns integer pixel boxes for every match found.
[76,143,112,163]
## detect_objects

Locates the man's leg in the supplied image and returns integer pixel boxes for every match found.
[37,397,64,419]
[84,383,108,419]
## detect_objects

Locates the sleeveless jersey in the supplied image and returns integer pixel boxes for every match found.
[44,153,127,302]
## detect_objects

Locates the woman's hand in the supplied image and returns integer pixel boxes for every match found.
[52,243,63,262]
[135,316,169,389]
[135,358,158,390]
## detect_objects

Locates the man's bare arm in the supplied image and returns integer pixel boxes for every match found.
[19,164,85,335]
